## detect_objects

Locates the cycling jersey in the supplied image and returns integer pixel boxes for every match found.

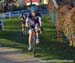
[26,13,42,29]
[20,14,26,24]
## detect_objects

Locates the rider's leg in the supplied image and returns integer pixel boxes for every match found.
[28,30,33,50]
[22,24,24,33]
[36,30,39,44]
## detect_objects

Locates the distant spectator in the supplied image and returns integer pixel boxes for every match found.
[0,18,3,31]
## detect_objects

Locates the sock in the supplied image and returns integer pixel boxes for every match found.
[29,41,32,48]
[36,33,39,39]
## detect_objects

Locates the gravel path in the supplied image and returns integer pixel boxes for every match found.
[0,47,41,63]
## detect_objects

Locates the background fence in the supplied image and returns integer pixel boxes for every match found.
[0,9,48,18]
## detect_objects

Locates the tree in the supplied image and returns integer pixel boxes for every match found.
[30,0,32,5]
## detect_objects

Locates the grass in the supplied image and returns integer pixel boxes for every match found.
[0,15,75,63]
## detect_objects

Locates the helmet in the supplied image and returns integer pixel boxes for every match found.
[30,6,38,12]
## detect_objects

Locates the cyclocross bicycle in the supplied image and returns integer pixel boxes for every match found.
[32,25,40,57]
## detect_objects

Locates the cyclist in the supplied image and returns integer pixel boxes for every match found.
[0,18,3,32]
[26,6,42,51]
[20,13,26,34]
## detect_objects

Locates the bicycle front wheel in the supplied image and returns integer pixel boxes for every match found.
[32,32,36,57]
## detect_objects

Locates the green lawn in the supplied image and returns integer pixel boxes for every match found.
[0,15,75,62]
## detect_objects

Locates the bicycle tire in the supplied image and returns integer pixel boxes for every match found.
[32,31,36,57]
[33,47,36,57]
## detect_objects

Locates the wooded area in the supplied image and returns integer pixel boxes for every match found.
[48,0,75,47]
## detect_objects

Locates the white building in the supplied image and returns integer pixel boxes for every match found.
[43,0,48,4]
[24,0,49,6]
[40,0,48,4]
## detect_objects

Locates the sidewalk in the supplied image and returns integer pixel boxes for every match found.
[0,47,40,63]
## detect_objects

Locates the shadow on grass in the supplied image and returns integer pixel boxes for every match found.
[36,31,75,60]
[0,31,28,50]
[1,25,74,60]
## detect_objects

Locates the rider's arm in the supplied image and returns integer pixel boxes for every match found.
[38,17,42,27]
[25,18,29,27]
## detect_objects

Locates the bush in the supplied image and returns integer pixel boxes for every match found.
[4,5,28,12]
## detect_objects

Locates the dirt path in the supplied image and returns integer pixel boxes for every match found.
[0,47,41,63]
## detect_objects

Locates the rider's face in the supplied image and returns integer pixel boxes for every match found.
[31,12,36,17]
